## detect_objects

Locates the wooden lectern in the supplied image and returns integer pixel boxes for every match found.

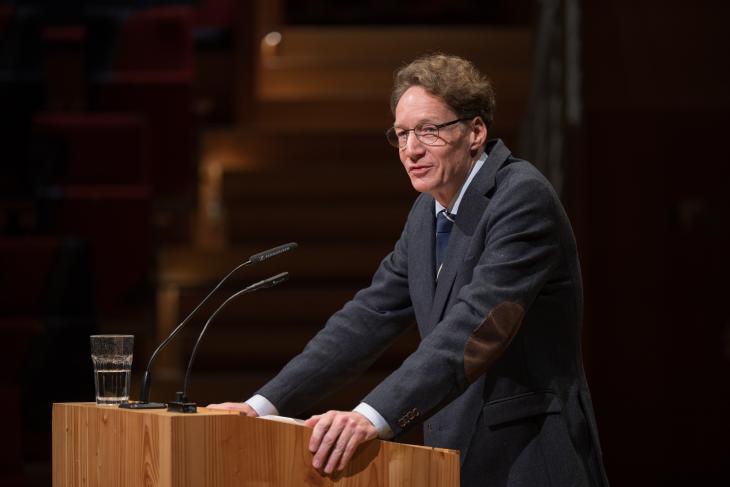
[53,403,459,486]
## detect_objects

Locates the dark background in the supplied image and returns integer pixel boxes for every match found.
[0,0,728,485]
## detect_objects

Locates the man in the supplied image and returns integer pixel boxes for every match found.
[209,53,609,487]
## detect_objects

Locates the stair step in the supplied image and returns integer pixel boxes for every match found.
[269,26,533,64]
[225,201,410,244]
[253,99,522,137]
[261,26,533,101]
[222,164,414,203]
[175,286,361,330]
[203,128,394,167]
[255,26,533,134]
[160,241,399,287]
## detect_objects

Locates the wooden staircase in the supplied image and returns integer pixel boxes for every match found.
[256,26,533,137]
[154,25,535,418]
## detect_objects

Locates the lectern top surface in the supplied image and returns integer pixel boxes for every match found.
[53,402,241,417]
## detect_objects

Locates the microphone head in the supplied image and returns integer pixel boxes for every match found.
[242,271,290,293]
[260,272,289,289]
[270,272,289,287]
[249,242,298,265]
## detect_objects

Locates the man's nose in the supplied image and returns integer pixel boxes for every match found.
[403,131,425,157]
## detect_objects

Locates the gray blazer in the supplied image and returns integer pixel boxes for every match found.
[258,139,609,487]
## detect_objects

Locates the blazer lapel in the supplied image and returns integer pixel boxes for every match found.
[409,195,436,308]
[428,139,512,326]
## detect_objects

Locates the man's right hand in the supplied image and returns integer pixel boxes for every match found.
[206,402,258,417]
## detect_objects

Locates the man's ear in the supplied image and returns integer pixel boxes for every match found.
[470,117,487,154]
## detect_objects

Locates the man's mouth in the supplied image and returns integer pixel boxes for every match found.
[408,165,432,177]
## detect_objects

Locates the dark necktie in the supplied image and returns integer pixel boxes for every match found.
[435,209,455,275]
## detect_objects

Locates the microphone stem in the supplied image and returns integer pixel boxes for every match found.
[182,287,251,398]
[180,272,288,401]
[139,260,251,402]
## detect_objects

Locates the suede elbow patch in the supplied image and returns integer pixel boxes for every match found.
[463,301,525,383]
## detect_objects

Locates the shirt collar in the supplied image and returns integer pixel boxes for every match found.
[434,151,488,216]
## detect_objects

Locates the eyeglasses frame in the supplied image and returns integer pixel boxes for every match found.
[385,117,472,148]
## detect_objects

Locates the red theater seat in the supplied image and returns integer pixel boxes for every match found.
[96,74,195,199]
[0,236,58,485]
[193,0,236,30]
[41,185,152,312]
[0,4,14,37]
[32,112,146,186]
[112,6,194,75]
[84,5,197,200]
[0,237,60,313]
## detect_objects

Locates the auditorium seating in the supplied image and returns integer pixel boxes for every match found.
[111,6,193,74]
[37,185,152,313]
[95,75,195,199]
[0,237,51,484]
[0,5,197,480]
[93,5,196,200]
[31,112,145,185]
[0,4,13,35]
[0,236,97,484]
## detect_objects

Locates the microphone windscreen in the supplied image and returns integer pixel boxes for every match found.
[249,242,298,264]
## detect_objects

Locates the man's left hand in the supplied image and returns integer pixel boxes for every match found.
[304,410,378,474]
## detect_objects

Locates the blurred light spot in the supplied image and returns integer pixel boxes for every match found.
[263,31,282,47]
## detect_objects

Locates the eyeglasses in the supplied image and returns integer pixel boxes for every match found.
[385,118,470,149]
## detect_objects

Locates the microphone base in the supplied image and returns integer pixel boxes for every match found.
[167,391,197,413]
[167,400,197,413]
[119,401,167,409]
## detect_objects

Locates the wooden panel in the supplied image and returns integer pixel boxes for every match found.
[53,403,459,487]
[52,402,171,487]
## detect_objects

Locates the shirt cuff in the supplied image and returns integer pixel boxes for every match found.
[353,402,394,439]
[245,394,279,417]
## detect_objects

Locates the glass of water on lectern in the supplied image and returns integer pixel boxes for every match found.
[90,335,133,406]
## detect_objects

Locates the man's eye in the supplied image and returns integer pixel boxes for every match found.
[396,130,407,138]
[419,125,438,135]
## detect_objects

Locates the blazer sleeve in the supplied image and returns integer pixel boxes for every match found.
[255,207,418,416]
[363,173,564,436]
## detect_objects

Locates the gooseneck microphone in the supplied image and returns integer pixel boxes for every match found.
[168,272,289,413]
[120,243,297,410]
[249,243,298,264]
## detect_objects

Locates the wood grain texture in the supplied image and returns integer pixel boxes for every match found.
[53,403,459,487]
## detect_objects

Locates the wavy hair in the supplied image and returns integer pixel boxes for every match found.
[390,53,496,128]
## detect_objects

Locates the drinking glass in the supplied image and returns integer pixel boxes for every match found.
[90,335,133,406]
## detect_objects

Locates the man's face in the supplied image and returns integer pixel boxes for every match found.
[394,85,485,207]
